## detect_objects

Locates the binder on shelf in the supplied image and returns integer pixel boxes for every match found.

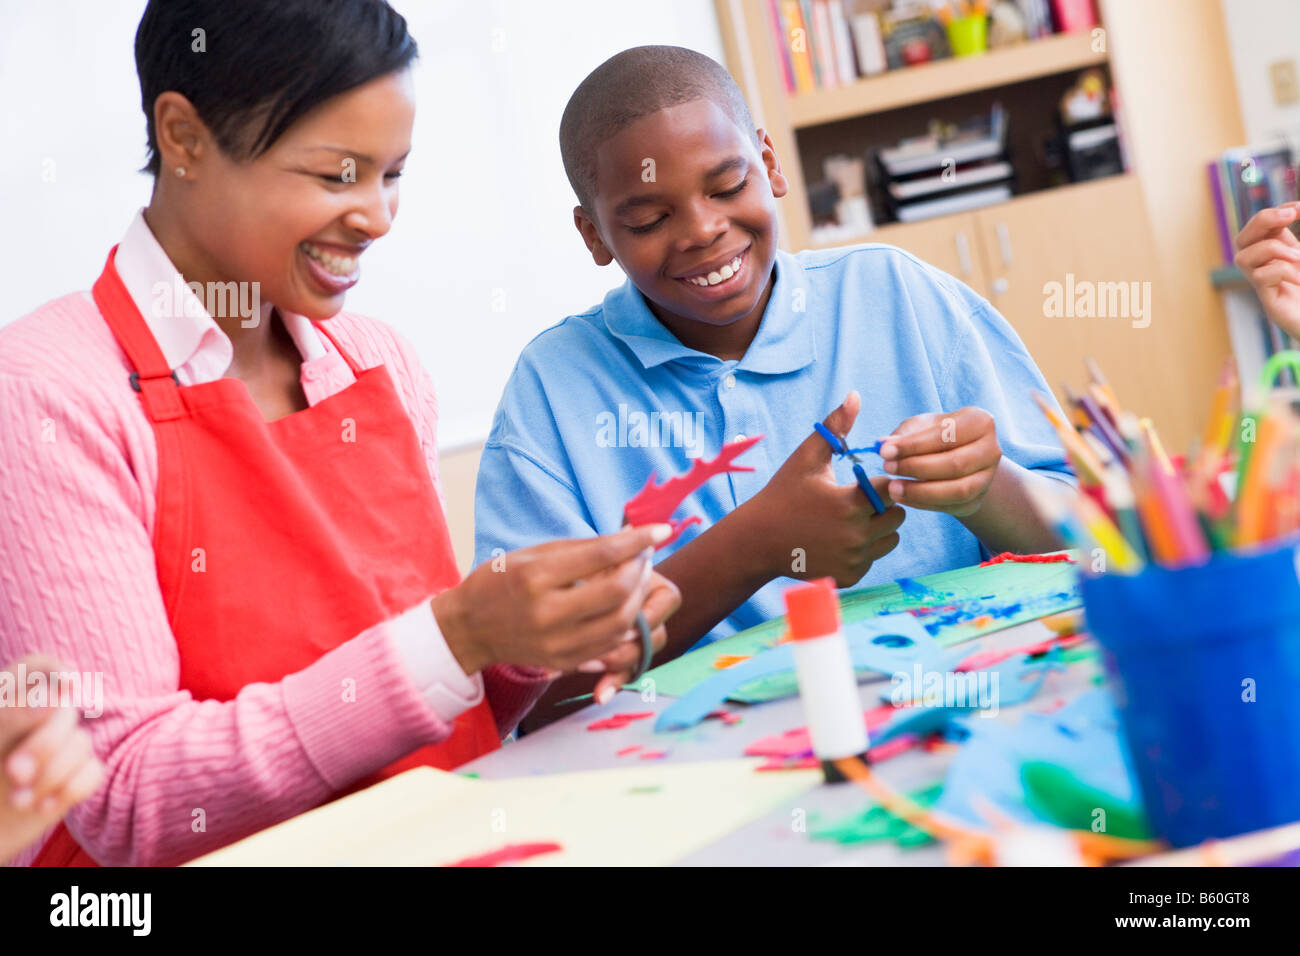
[873,103,1015,224]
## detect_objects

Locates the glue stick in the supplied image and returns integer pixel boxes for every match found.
[784,578,868,782]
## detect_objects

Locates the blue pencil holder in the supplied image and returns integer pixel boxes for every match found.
[1081,540,1300,847]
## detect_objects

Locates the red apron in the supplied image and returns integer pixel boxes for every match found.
[33,248,499,866]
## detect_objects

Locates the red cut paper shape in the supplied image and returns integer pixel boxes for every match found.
[586,711,656,731]
[445,841,563,867]
[979,552,1076,567]
[622,435,762,548]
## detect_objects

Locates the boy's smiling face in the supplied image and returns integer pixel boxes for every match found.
[574,98,789,349]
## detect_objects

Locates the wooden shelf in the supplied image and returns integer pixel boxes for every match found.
[806,173,1136,249]
[787,32,1106,129]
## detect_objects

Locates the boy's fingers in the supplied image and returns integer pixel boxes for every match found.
[888,472,991,510]
[884,412,940,440]
[823,390,861,438]
[835,478,894,521]
[1235,204,1300,250]
[541,525,670,587]
[880,424,952,460]
[884,438,998,481]
[857,531,902,564]
[800,391,862,470]
[881,409,992,461]
[870,504,907,538]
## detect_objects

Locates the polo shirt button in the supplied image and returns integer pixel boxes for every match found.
[302,365,317,382]
[724,374,736,389]
[734,433,747,442]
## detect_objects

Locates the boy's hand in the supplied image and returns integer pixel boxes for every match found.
[746,391,905,589]
[1234,202,1300,338]
[880,407,1001,517]
[1,655,105,865]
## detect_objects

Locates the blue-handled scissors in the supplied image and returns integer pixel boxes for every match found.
[813,422,887,515]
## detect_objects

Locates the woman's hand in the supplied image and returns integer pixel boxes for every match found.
[0,655,105,865]
[431,525,673,676]
[1234,202,1300,338]
[588,570,681,704]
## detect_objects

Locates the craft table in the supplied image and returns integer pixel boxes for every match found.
[460,613,1103,866]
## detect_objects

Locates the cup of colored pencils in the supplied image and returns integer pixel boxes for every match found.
[1024,353,1300,572]
[1035,353,1300,848]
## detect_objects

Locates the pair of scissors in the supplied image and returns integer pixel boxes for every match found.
[812,422,887,515]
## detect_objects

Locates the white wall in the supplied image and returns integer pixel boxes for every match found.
[0,0,724,448]
[1221,0,1300,149]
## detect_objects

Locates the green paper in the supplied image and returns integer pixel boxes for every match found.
[1020,761,1152,840]
[644,557,1082,700]
[809,783,943,848]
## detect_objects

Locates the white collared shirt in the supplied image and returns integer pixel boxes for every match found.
[112,209,483,721]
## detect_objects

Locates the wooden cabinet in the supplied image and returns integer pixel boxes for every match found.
[866,175,1213,445]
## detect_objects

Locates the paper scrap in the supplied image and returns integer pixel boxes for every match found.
[644,557,1082,699]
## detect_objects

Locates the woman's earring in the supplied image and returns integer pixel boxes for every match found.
[175,166,186,178]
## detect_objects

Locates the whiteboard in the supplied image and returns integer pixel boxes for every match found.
[0,0,725,449]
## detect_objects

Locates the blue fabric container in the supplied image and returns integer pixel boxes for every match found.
[1081,541,1300,847]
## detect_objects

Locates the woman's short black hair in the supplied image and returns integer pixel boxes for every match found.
[134,0,418,176]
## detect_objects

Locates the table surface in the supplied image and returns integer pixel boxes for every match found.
[460,615,1103,865]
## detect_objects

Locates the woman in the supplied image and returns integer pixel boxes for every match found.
[0,0,678,866]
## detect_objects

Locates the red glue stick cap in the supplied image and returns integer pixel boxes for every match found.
[783,578,840,641]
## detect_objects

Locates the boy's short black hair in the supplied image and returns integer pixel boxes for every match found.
[135,0,418,176]
[559,45,756,213]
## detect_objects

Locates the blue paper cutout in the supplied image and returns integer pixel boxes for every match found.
[654,614,946,732]
[932,688,1143,827]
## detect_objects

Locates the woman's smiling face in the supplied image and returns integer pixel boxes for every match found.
[181,69,416,320]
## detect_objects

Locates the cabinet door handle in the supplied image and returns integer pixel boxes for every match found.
[954,231,973,277]
[992,277,1009,295]
[995,222,1013,266]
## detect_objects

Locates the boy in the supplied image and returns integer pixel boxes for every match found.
[475,46,1070,668]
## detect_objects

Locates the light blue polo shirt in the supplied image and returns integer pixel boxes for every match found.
[473,244,1071,646]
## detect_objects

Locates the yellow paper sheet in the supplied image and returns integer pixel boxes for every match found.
[190,759,820,866]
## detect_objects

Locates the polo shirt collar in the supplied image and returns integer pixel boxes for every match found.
[602,249,816,374]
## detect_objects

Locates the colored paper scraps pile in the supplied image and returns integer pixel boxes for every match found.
[810,784,945,848]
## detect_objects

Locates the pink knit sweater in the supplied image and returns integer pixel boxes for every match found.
[0,293,548,867]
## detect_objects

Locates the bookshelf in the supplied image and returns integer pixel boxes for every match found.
[787,31,1106,128]
[715,0,1117,251]
[711,0,1250,453]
